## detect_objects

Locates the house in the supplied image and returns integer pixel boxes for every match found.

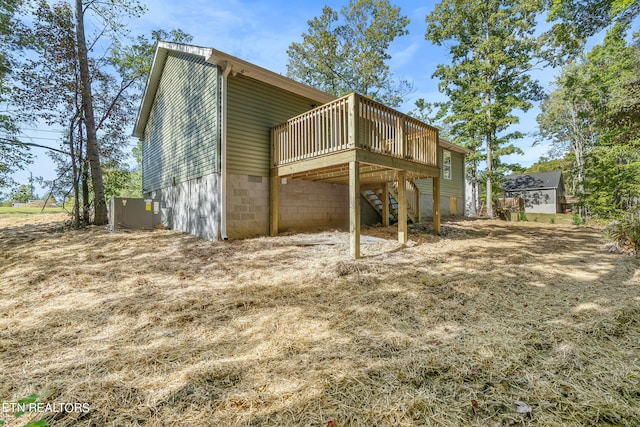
[500,171,566,214]
[415,139,472,217]
[134,42,471,257]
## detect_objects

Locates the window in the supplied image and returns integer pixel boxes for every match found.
[443,149,452,180]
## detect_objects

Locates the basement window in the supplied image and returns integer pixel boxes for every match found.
[443,150,452,180]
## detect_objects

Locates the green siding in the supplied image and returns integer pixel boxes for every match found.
[142,52,219,191]
[416,147,465,197]
[226,74,318,177]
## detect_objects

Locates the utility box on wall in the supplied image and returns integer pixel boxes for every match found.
[108,197,161,231]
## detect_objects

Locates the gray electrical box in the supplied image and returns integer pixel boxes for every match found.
[108,197,161,231]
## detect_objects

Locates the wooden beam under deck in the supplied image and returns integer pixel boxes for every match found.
[271,148,439,185]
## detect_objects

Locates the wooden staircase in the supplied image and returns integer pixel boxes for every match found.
[361,182,421,224]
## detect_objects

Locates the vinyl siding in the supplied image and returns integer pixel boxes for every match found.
[142,51,219,191]
[415,147,465,197]
[226,74,319,177]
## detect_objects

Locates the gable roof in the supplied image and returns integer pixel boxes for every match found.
[501,171,563,191]
[133,42,337,138]
[439,138,473,155]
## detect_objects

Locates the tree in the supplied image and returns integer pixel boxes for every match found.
[0,0,32,188]
[581,24,640,216]
[537,22,640,217]
[544,0,639,60]
[425,0,545,217]
[15,0,188,227]
[9,183,31,202]
[286,0,412,107]
[537,62,596,219]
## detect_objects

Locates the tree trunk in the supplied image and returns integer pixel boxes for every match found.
[69,119,80,229]
[74,0,107,225]
[82,159,90,223]
[485,92,493,218]
[470,160,478,217]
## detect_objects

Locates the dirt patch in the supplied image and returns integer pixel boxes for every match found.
[0,215,638,426]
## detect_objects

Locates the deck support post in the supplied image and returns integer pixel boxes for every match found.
[270,175,279,236]
[433,176,441,234]
[414,181,422,223]
[398,171,408,244]
[381,183,389,227]
[349,160,361,259]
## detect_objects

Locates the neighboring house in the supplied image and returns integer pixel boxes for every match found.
[134,42,470,257]
[501,171,566,214]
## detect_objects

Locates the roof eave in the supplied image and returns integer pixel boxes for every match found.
[438,138,474,155]
[206,48,336,105]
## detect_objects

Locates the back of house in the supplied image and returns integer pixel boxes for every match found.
[134,42,472,243]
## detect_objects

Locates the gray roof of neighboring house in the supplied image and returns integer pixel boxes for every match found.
[501,170,563,191]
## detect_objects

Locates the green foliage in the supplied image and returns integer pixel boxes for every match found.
[103,160,142,200]
[0,0,32,188]
[518,211,528,222]
[544,0,639,60]
[425,0,545,217]
[0,393,49,427]
[9,184,32,202]
[286,0,412,107]
[605,208,640,253]
[538,22,639,218]
[572,211,583,225]
[550,217,555,224]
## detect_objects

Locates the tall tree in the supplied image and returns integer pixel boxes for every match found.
[286,0,412,107]
[544,0,639,60]
[537,22,639,217]
[0,0,31,188]
[16,1,188,226]
[74,0,107,223]
[425,0,545,217]
[537,61,596,219]
[581,24,640,216]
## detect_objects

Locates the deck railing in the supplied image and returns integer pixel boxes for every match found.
[272,93,438,168]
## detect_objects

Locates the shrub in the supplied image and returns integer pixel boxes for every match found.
[517,212,528,222]
[550,218,555,224]
[605,209,640,254]
[572,212,583,226]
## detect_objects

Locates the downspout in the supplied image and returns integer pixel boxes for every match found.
[219,61,232,240]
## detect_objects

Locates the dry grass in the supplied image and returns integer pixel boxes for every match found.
[1,213,639,426]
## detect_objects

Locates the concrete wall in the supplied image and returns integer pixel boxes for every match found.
[147,173,220,240]
[420,194,465,217]
[279,179,349,232]
[226,173,270,239]
[226,174,354,239]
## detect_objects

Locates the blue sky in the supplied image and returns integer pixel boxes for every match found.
[14,0,558,196]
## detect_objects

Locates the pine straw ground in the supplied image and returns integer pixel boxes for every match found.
[1,214,639,427]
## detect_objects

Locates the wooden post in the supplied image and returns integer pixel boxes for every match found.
[398,171,407,244]
[270,175,279,236]
[433,176,441,234]
[381,184,389,227]
[397,116,405,158]
[349,160,361,259]
[414,181,422,223]
[347,93,360,148]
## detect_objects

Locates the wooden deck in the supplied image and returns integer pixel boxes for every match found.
[270,93,441,258]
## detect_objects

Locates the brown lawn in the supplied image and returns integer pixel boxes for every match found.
[0,213,639,426]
